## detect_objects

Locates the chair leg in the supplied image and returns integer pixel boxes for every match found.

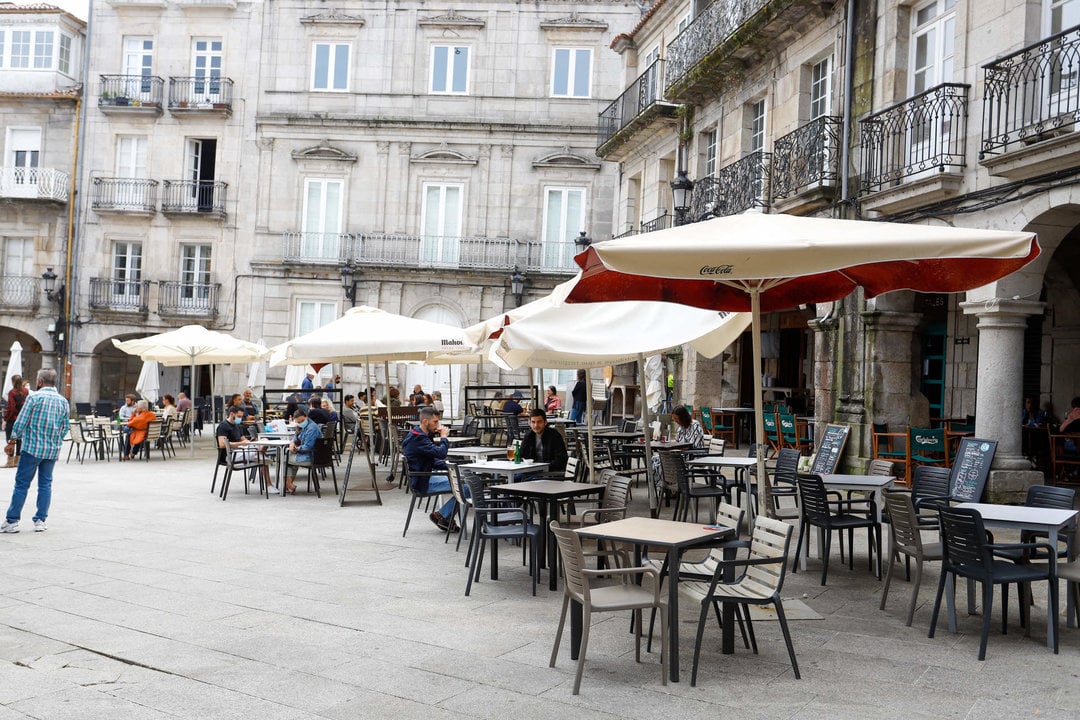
[549,594,569,667]
[741,604,758,654]
[821,530,832,586]
[691,596,711,687]
[978,581,993,660]
[403,495,418,537]
[928,570,948,639]
[572,609,591,695]
[467,535,486,596]
[880,546,896,611]
[658,604,668,687]
[1001,583,1009,636]
[906,558,924,627]
[791,520,806,574]
[774,600,801,680]
[1049,576,1060,654]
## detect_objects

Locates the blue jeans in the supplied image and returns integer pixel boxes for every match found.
[6,452,55,524]
[425,476,457,519]
[569,401,586,423]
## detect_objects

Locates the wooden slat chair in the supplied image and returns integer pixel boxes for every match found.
[871,422,909,484]
[762,412,782,457]
[65,421,97,464]
[905,426,948,486]
[1049,432,1080,483]
[709,408,737,446]
[778,412,812,455]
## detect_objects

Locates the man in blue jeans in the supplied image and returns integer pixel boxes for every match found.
[402,406,459,532]
[2,368,69,533]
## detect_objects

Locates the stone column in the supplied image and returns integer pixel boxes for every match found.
[961,298,1044,501]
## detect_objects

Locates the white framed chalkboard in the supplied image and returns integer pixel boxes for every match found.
[950,438,997,503]
[810,424,850,474]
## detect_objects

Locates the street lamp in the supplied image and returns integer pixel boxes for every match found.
[670,169,695,226]
[510,266,525,307]
[42,267,59,301]
[340,262,359,307]
[574,230,592,252]
[41,267,66,356]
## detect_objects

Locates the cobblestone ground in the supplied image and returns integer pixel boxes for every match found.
[0,439,1077,719]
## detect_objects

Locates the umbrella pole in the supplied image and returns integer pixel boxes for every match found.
[585,369,595,484]
[384,361,396,482]
[189,354,196,457]
[752,287,766,523]
[366,357,380,493]
[638,354,659,516]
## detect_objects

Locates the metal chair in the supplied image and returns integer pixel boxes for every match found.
[880,489,942,626]
[793,473,881,585]
[465,476,539,597]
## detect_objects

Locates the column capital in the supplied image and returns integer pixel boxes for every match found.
[859,309,922,332]
[960,298,1044,327]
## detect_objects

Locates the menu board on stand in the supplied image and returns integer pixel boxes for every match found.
[949,438,997,503]
[810,424,850,474]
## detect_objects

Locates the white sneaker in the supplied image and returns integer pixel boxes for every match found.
[0,521,18,533]
[33,520,46,532]
[266,486,280,495]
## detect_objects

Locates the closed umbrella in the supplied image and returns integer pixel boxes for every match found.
[135,360,160,403]
[565,212,1041,508]
[247,338,267,391]
[2,340,23,399]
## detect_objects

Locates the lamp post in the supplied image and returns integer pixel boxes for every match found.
[510,266,525,307]
[574,230,592,252]
[340,262,359,307]
[41,267,66,359]
[670,169,694,226]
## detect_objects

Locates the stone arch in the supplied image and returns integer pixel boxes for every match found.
[0,326,46,394]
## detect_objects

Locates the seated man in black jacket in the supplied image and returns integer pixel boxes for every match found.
[520,408,568,473]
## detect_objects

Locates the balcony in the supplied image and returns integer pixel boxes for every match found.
[157,281,221,318]
[640,211,672,233]
[0,167,69,202]
[689,151,771,221]
[89,278,150,314]
[98,75,164,114]
[168,77,235,116]
[282,232,579,274]
[0,276,41,312]
[91,178,158,214]
[860,83,969,214]
[161,180,227,217]
[664,0,825,103]
[596,59,678,159]
[981,24,1080,180]
[770,115,841,213]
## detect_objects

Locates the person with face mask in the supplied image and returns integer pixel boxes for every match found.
[215,405,275,493]
[283,407,320,495]
[124,400,158,461]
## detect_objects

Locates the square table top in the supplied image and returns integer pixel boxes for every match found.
[490,480,606,498]
[649,440,694,451]
[595,431,645,440]
[576,516,736,548]
[460,460,549,473]
[955,502,1078,529]
[688,456,758,468]
[445,435,479,445]
[819,473,895,489]
[447,445,507,455]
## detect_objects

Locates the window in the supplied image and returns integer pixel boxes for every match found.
[910,0,955,95]
[301,178,344,258]
[58,33,71,75]
[542,187,585,269]
[430,45,469,94]
[11,30,30,69]
[677,13,691,34]
[122,37,154,99]
[1049,0,1080,33]
[33,30,53,69]
[551,48,591,98]
[0,237,33,305]
[312,42,349,91]
[179,244,212,308]
[112,242,143,300]
[191,38,223,100]
[0,31,5,68]
[809,56,832,119]
[702,128,718,177]
[296,300,338,337]
[114,135,149,209]
[421,183,463,265]
[749,99,767,153]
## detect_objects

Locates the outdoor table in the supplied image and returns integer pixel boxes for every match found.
[576,516,737,682]
[459,459,550,485]
[954,502,1078,648]
[447,446,509,463]
[251,438,291,495]
[797,473,894,574]
[713,407,756,445]
[686,455,757,520]
[445,435,478,445]
[649,440,694,451]
[490,479,606,590]
[595,431,644,441]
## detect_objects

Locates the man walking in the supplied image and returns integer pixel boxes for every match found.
[2,368,69,533]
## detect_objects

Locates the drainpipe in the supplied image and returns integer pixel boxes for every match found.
[66,6,93,398]
[839,0,857,218]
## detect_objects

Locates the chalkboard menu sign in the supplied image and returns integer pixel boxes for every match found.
[810,424,850,474]
[949,438,997,503]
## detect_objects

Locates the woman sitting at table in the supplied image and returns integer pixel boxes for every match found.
[124,400,157,460]
[1060,397,1080,434]
[671,406,705,449]
[160,394,178,423]
[544,385,562,414]
[321,398,340,423]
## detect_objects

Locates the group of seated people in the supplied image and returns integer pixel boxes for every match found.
[215,403,324,495]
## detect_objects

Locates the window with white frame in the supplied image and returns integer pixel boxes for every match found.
[551,48,591,98]
[32,30,52,68]
[0,32,5,68]
[0,237,33,305]
[122,37,154,99]
[910,0,955,95]
[677,13,691,34]
[702,128,718,177]
[1046,0,1080,107]
[809,56,832,120]
[420,183,463,265]
[542,187,585,269]
[58,33,71,75]
[1048,0,1080,33]
[179,244,212,307]
[10,30,30,68]
[301,178,344,259]
[748,99,767,153]
[115,135,148,177]
[312,42,349,91]
[296,300,338,338]
[112,242,142,300]
[191,38,223,100]
[430,45,469,94]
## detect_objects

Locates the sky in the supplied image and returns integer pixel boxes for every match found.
[47,0,88,21]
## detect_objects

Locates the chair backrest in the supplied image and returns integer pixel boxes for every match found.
[550,520,588,602]
[69,421,85,443]
[937,506,994,578]
[778,413,798,443]
[763,413,780,448]
[908,426,946,460]
[1026,484,1076,509]
[882,489,925,553]
[715,501,744,534]
[872,422,888,434]
[911,464,952,506]
[796,474,832,525]
[867,458,899,480]
[597,470,632,519]
[699,407,713,432]
[564,454,581,482]
[743,515,794,596]
[773,447,800,485]
[312,437,334,467]
[145,420,162,441]
[707,437,726,456]
[658,450,686,493]
[449,464,470,507]
[215,434,228,465]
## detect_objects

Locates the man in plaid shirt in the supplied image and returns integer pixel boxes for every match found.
[2,368,69,533]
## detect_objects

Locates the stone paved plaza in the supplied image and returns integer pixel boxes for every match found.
[1,439,1078,719]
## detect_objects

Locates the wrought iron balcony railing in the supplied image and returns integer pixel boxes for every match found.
[99,74,164,109]
[168,76,235,112]
[161,180,227,215]
[640,211,671,233]
[665,0,767,94]
[89,278,150,312]
[860,83,970,194]
[612,225,636,239]
[690,151,771,220]
[91,177,158,212]
[157,281,221,317]
[597,59,667,149]
[0,167,69,202]
[982,24,1080,156]
[770,115,842,201]
[282,231,356,264]
[0,275,39,309]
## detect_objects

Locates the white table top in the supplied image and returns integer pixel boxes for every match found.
[687,456,758,468]
[820,473,894,489]
[447,445,508,456]
[956,502,1078,528]
[461,460,549,473]
[251,438,291,446]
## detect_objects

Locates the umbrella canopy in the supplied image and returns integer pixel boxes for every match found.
[566,213,1041,518]
[270,305,471,366]
[135,360,160,403]
[2,340,23,398]
[112,325,269,367]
